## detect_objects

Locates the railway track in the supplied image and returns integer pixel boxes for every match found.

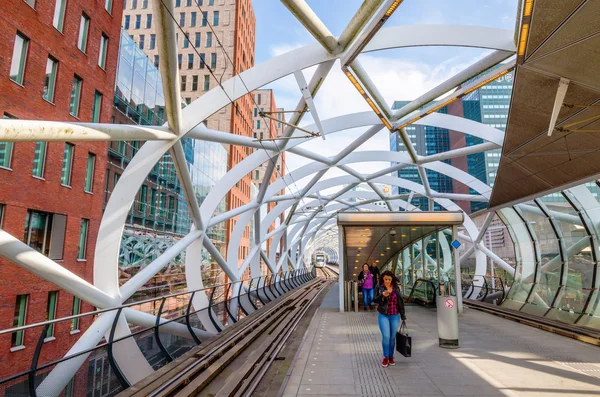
[119,278,331,397]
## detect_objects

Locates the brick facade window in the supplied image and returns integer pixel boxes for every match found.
[11,295,29,348]
[99,34,109,69]
[61,143,75,185]
[53,0,67,32]
[32,142,47,178]
[69,76,82,117]
[43,57,59,102]
[84,152,96,192]
[77,14,90,52]
[10,32,29,85]
[77,218,89,259]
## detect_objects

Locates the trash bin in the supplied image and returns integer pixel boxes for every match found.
[436,295,459,348]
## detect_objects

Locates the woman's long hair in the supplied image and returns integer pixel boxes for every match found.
[379,270,400,286]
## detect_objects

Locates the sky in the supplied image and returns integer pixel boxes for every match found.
[249,0,518,195]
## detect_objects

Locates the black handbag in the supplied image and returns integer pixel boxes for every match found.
[396,322,412,357]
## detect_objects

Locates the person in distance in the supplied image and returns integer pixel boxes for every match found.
[357,263,375,310]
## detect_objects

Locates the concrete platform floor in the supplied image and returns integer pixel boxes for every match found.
[281,296,600,396]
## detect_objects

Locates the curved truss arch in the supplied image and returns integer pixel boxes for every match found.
[0,3,527,391]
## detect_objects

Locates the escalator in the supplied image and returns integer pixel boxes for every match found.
[461,275,508,305]
[404,279,438,308]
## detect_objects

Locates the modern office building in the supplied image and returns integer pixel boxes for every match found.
[463,70,514,187]
[110,30,229,291]
[390,101,453,211]
[251,89,286,274]
[0,0,122,389]
[251,89,285,189]
[122,0,256,269]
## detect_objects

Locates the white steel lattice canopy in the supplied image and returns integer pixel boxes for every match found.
[0,0,526,393]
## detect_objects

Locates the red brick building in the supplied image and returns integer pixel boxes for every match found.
[0,0,122,391]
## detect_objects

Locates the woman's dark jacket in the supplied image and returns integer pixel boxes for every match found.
[373,284,406,320]
[357,271,372,283]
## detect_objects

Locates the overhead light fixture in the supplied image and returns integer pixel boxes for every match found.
[361,234,366,237]
[411,228,417,231]
[402,234,406,237]
[358,247,362,250]
[365,228,370,231]
[380,253,385,257]
[393,240,397,244]
[517,0,534,62]
[386,247,390,250]
[357,254,361,257]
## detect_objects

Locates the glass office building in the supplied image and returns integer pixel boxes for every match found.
[390,101,453,210]
[109,30,229,275]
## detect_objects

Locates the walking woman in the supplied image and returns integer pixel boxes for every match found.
[357,263,374,310]
[373,270,406,367]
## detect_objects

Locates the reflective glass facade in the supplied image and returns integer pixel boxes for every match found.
[114,30,165,126]
[463,69,513,187]
[390,101,452,210]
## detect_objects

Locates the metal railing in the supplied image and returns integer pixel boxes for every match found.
[462,274,508,304]
[0,268,316,397]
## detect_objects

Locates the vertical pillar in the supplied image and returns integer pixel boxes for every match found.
[488,231,495,290]
[436,231,441,286]
[452,225,463,314]
[338,227,345,312]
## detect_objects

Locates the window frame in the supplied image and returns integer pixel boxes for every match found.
[77,218,89,260]
[11,294,29,349]
[61,142,75,186]
[77,14,90,53]
[139,184,147,213]
[92,91,103,123]
[84,152,95,193]
[10,32,29,85]
[71,297,81,332]
[69,75,82,118]
[46,291,58,338]
[53,0,67,32]
[98,34,109,69]
[43,56,59,103]
[32,141,48,178]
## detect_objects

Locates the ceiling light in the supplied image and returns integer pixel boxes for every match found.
[365,228,370,231]
[376,260,380,263]
[393,240,397,244]
[357,254,361,257]
[386,247,390,250]
[361,234,366,237]
[358,247,362,250]
[355,260,359,263]
[411,228,417,231]
[380,253,385,256]
[402,234,406,237]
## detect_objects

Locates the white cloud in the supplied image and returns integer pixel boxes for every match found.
[269,42,308,57]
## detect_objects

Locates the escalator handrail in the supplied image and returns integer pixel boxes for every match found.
[406,279,437,304]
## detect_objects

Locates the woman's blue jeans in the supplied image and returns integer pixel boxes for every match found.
[362,288,374,308]
[378,313,400,358]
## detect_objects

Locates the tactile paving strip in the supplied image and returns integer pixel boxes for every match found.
[348,315,397,396]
